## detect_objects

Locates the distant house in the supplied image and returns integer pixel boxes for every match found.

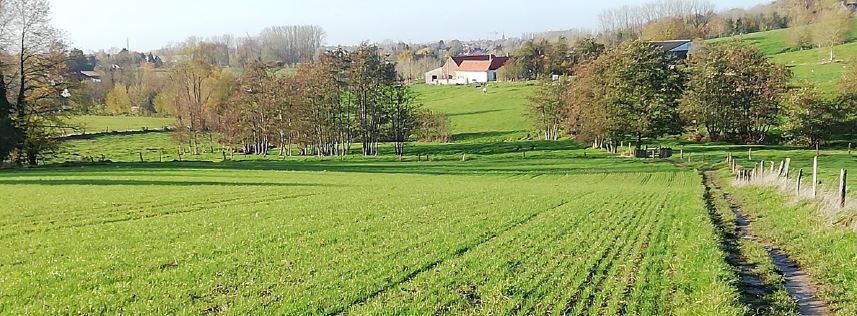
[80,70,102,83]
[649,40,693,59]
[425,55,510,85]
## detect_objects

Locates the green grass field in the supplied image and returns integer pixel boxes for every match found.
[67,116,175,134]
[413,83,536,142]
[1,147,746,314]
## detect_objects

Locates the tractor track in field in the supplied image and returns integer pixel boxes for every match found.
[560,199,651,315]
[332,200,574,316]
[0,192,325,239]
[702,171,830,316]
[615,212,661,315]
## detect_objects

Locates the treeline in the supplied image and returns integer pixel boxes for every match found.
[158,45,449,158]
[500,37,605,80]
[597,0,794,44]
[530,40,857,147]
[598,0,853,53]
[157,25,326,68]
[68,25,326,117]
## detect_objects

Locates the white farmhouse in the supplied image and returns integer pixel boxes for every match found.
[425,55,509,85]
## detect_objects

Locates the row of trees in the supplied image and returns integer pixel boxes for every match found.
[158,45,447,158]
[531,39,857,147]
[599,0,717,44]
[501,37,605,81]
[599,0,853,57]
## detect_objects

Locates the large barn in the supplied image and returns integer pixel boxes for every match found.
[425,55,509,85]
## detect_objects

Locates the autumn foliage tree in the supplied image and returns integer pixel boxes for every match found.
[166,56,235,154]
[215,45,425,158]
[528,77,567,141]
[560,40,683,148]
[680,40,790,143]
[105,85,131,115]
[780,84,846,145]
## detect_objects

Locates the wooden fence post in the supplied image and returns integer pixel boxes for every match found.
[222,151,227,161]
[784,158,791,179]
[816,143,820,156]
[461,153,466,161]
[681,149,684,160]
[813,156,819,198]
[159,150,163,162]
[139,152,144,163]
[848,142,852,156]
[749,148,752,160]
[796,168,804,196]
[840,169,847,208]
[778,160,785,177]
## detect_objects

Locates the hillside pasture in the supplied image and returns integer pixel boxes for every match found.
[67,116,175,134]
[413,83,536,142]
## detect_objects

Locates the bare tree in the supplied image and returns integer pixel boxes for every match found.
[259,25,326,65]
[599,0,716,44]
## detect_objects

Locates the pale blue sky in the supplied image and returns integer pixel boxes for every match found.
[50,0,773,52]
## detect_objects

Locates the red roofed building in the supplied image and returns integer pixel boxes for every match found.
[425,55,510,85]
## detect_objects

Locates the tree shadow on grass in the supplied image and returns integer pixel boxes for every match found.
[6,156,683,178]
[451,131,525,142]
[444,109,505,118]
[2,139,689,177]
[410,139,581,155]
[0,179,331,187]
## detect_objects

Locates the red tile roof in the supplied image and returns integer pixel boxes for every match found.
[457,60,492,72]
[451,55,509,72]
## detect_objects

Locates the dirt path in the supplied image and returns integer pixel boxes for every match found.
[704,172,830,316]
[724,191,830,316]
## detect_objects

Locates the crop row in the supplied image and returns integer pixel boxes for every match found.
[0,167,740,314]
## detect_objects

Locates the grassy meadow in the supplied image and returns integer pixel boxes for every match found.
[1,147,746,314]
[67,116,175,134]
[720,19,857,93]
[413,82,536,142]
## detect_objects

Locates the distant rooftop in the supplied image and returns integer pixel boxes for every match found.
[80,70,101,78]
[649,40,693,52]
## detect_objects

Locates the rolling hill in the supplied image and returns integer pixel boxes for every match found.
[723,18,857,93]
